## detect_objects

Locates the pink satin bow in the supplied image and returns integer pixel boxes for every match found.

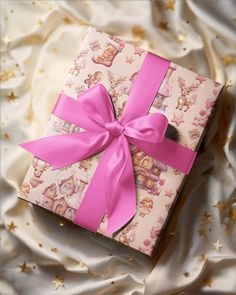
[20,53,196,235]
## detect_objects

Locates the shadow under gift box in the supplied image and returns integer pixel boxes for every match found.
[18,27,223,256]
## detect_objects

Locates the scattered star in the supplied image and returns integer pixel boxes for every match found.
[132,25,145,39]
[158,21,169,31]
[18,262,31,273]
[1,35,11,46]
[38,243,43,248]
[51,248,59,253]
[39,68,45,74]
[59,221,65,227]
[77,19,89,26]
[213,200,226,211]
[7,221,17,232]
[62,16,72,24]
[224,224,231,235]
[52,274,64,290]
[5,92,18,102]
[212,240,223,251]
[164,0,175,10]
[65,79,73,87]
[201,211,212,223]
[199,253,208,262]
[0,70,16,82]
[2,133,10,141]
[126,56,134,64]
[183,271,190,277]
[24,108,34,123]
[202,277,214,287]
[225,80,232,88]
[221,55,236,66]
[171,113,184,126]
[229,209,236,221]
[198,228,207,237]
[177,32,187,43]
[37,20,44,27]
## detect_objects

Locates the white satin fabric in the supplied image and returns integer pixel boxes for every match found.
[1,1,236,294]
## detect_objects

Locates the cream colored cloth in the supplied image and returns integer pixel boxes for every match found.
[1,1,236,294]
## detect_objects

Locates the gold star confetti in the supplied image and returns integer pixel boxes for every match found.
[77,19,89,26]
[37,20,44,27]
[183,271,190,277]
[229,209,236,221]
[24,107,34,123]
[18,262,31,273]
[212,240,223,251]
[225,80,232,88]
[158,21,169,31]
[224,224,231,235]
[198,228,207,237]
[201,211,212,223]
[199,253,208,262]
[213,200,226,211]
[59,221,65,227]
[222,54,236,66]
[51,248,58,253]
[0,70,16,82]
[2,133,10,141]
[52,47,58,53]
[5,92,18,102]
[132,25,145,39]
[7,221,17,232]
[1,35,11,46]
[52,274,64,290]
[39,68,45,74]
[38,243,43,248]
[164,0,175,10]
[202,277,214,287]
[62,16,72,24]
[177,32,187,43]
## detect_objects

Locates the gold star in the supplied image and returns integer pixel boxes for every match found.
[77,19,88,26]
[158,21,169,31]
[177,32,187,43]
[202,277,214,287]
[222,55,236,66]
[1,35,11,46]
[52,47,58,53]
[201,211,212,223]
[132,25,145,39]
[164,0,175,10]
[224,224,231,235]
[52,274,64,290]
[51,248,58,253]
[37,20,44,27]
[2,133,10,141]
[38,243,43,248]
[62,16,72,24]
[212,240,223,251]
[39,68,45,74]
[59,221,65,227]
[199,253,208,262]
[18,262,31,273]
[5,92,18,102]
[229,209,236,221]
[225,80,232,88]
[213,200,226,211]
[24,107,34,123]
[198,228,207,237]
[7,221,17,232]
[183,271,190,277]
[0,70,16,82]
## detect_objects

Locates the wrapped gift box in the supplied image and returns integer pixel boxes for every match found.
[18,27,223,256]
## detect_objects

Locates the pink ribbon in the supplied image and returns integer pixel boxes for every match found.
[20,53,196,235]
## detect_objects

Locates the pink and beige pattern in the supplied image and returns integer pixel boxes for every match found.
[19,27,223,256]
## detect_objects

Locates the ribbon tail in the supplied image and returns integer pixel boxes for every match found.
[130,136,196,174]
[73,136,136,236]
[20,131,111,169]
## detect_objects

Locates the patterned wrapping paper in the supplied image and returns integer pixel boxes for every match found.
[18,27,223,256]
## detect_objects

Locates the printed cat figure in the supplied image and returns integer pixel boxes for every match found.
[42,183,57,210]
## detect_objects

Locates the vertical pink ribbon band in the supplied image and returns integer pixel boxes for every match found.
[20,53,196,235]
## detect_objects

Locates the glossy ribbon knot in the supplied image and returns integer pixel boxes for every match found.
[20,53,196,235]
